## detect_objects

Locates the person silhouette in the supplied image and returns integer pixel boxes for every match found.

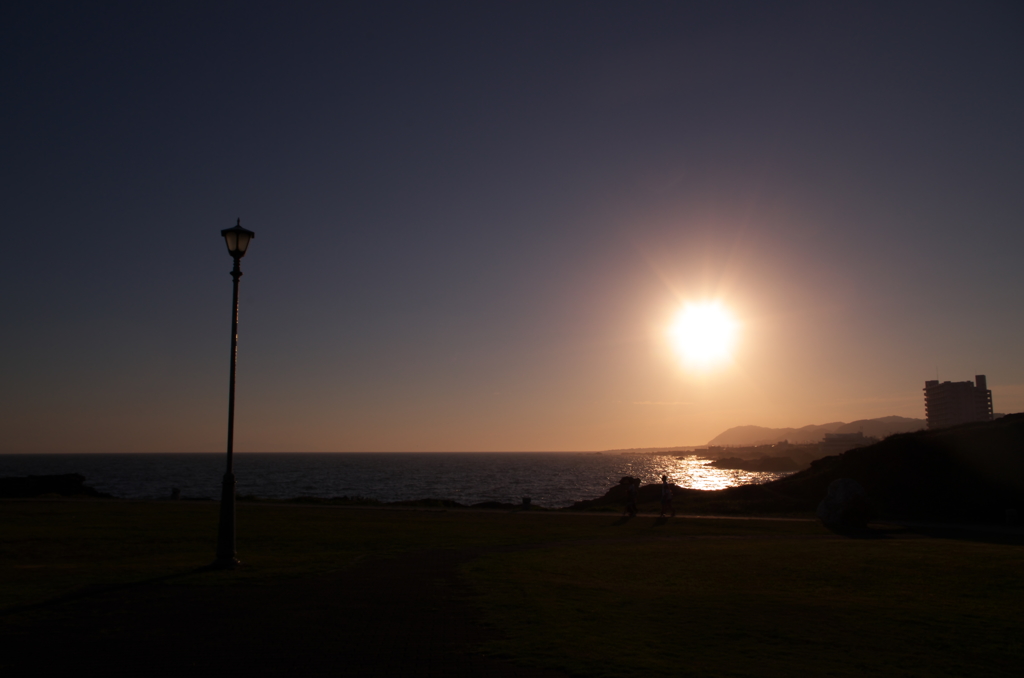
[659,475,676,518]
[623,478,639,517]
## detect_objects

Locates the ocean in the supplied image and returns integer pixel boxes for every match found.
[0,452,792,508]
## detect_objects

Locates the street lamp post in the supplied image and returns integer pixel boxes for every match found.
[215,218,255,568]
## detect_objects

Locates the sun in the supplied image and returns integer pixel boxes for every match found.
[668,302,738,368]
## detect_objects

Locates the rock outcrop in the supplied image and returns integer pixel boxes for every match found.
[0,474,112,498]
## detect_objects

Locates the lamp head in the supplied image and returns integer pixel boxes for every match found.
[221,218,255,258]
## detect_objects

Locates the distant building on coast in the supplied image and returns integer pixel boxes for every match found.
[924,375,994,430]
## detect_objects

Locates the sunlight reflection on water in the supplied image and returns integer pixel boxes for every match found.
[619,455,782,492]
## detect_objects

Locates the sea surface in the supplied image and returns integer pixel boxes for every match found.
[0,453,793,509]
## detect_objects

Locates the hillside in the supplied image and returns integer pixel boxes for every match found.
[574,413,1024,524]
[708,416,925,446]
[725,412,1024,522]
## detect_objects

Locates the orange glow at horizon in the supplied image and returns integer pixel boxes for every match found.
[668,301,739,370]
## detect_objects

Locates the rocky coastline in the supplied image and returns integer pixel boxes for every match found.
[5,413,1023,526]
[570,413,1024,526]
[0,473,112,499]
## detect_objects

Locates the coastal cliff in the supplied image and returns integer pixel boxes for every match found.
[570,414,1024,523]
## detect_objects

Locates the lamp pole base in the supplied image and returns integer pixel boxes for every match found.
[210,556,241,569]
[213,472,238,568]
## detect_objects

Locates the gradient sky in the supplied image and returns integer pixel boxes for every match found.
[3,1,1023,453]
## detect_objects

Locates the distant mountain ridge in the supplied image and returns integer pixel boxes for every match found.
[707,416,926,446]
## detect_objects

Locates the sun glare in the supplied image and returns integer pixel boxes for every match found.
[669,302,738,369]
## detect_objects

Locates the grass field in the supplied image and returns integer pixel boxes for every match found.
[2,499,1022,676]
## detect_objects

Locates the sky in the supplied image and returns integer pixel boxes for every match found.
[2,1,1023,453]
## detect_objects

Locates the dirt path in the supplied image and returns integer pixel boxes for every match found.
[2,548,568,677]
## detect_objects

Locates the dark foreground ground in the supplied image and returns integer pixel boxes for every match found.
[3,500,1023,677]
[4,546,562,677]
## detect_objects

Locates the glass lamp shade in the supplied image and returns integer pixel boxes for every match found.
[221,219,255,258]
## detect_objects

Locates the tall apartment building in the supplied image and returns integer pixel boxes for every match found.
[923,375,994,429]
